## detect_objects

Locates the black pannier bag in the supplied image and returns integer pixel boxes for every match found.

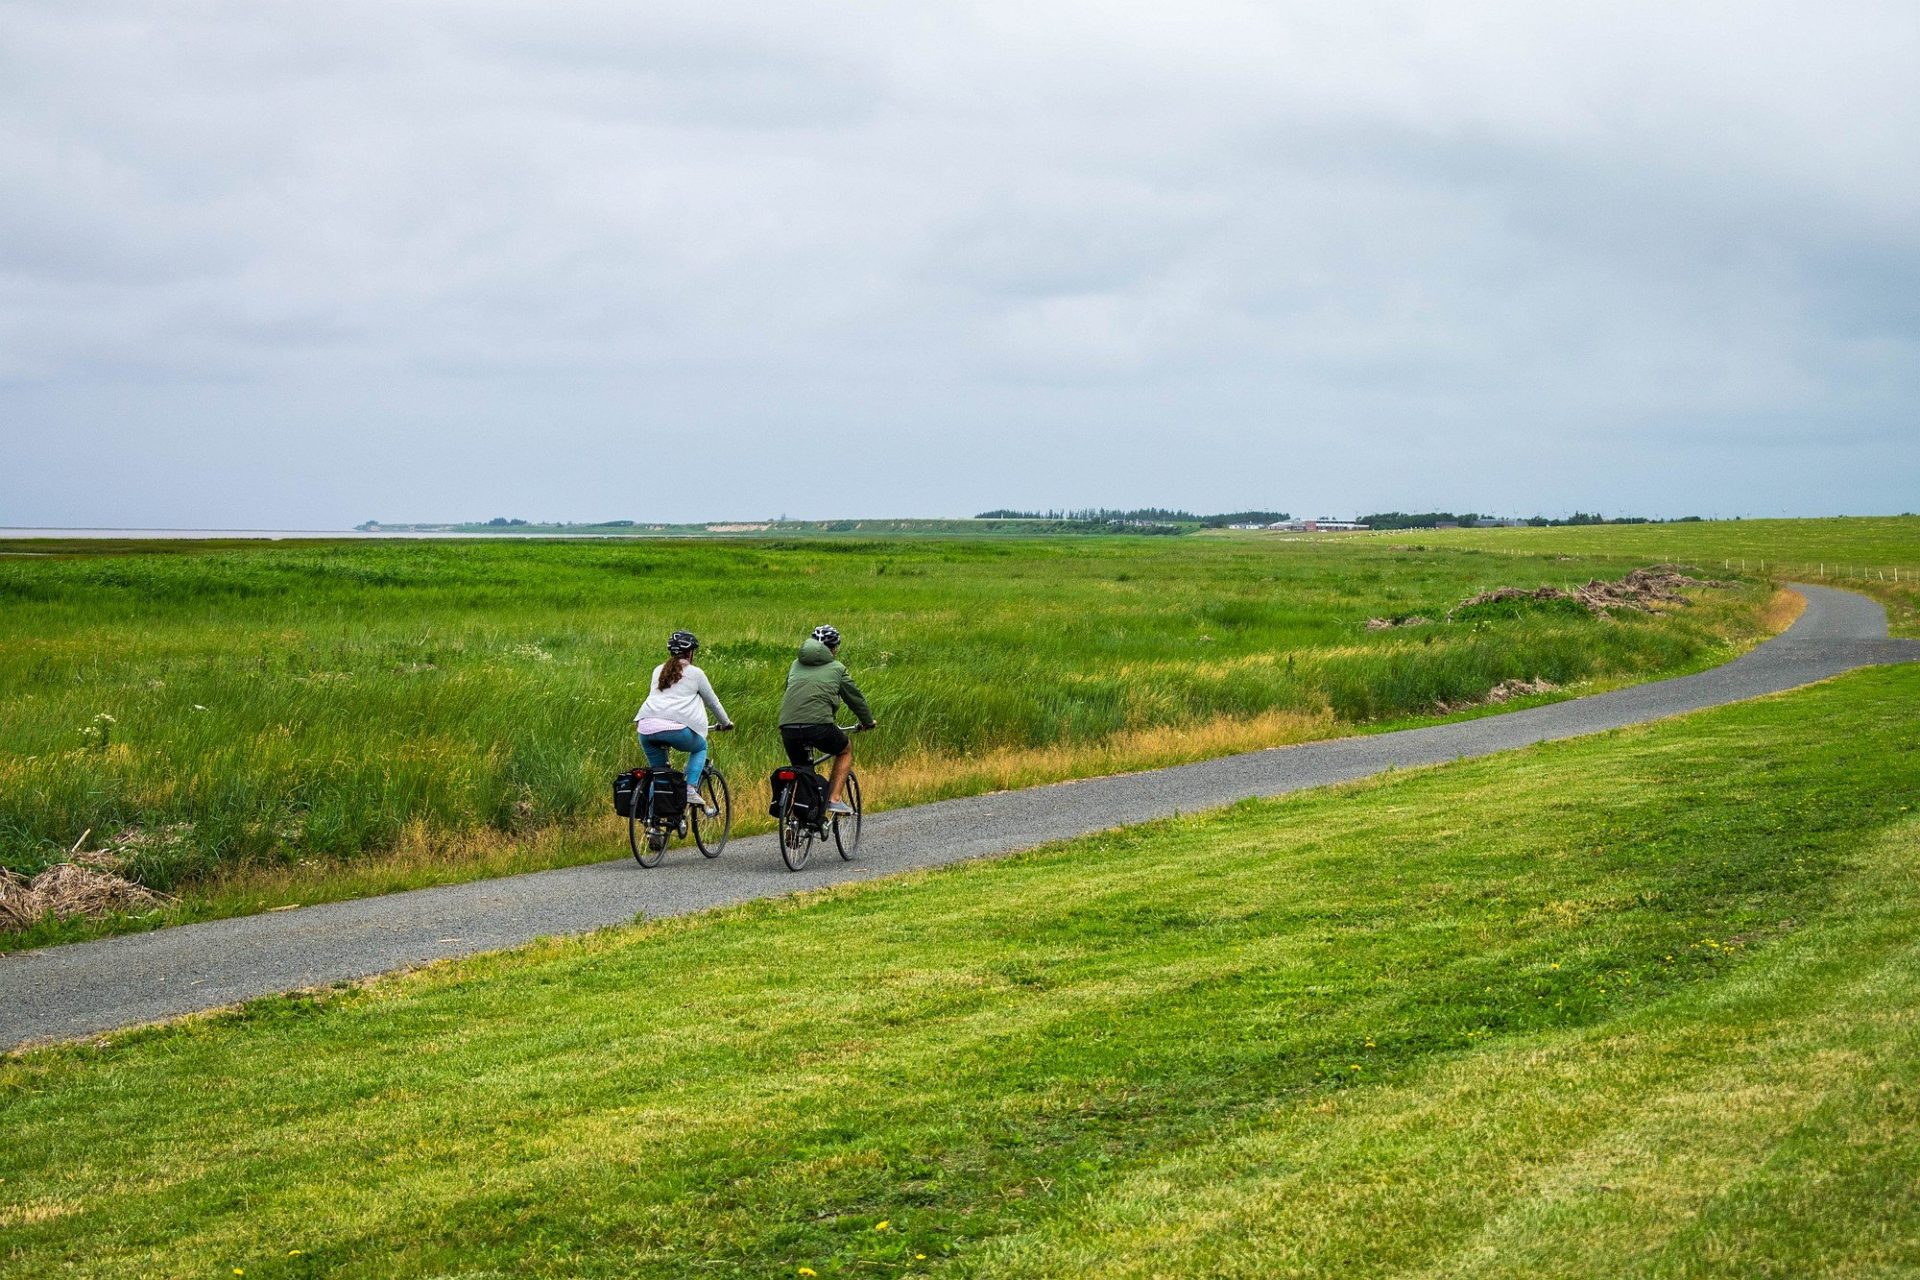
[768,766,825,823]
[614,768,687,822]
[612,769,643,818]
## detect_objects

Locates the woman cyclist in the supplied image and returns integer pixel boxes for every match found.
[634,630,734,815]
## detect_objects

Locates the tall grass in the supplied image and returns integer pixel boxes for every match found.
[0,537,1771,889]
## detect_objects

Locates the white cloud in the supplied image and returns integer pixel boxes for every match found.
[1,0,1916,523]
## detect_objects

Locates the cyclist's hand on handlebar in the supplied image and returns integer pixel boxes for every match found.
[717,722,737,733]
[857,720,877,732]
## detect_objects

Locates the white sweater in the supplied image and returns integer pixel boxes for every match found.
[634,663,731,737]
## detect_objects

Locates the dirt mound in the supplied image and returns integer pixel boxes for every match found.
[1448,565,1727,622]
[1364,615,1434,631]
[0,849,173,931]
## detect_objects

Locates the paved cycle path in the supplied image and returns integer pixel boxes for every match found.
[6,584,1917,1051]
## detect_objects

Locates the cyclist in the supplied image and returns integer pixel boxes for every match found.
[778,624,875,815]
[634,630,734,815]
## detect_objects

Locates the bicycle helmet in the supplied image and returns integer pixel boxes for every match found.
[667,630,699,656]
[810,624,841,648]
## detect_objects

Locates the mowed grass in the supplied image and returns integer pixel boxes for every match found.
[0,535,1772,938]
[4,665,1917,1278]
[1385,514,1920,636]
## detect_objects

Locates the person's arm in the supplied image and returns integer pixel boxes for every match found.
[694,668,733,729]
[838,667,874,728]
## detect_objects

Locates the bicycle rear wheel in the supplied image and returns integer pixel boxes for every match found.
[832,770,862,859]
[631,795,666,868]
[780,786,812,871]
[693,768,731,857]
[629,817,668,867]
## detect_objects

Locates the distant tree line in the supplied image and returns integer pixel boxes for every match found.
[1358,511,1707,530]
[977,507,1197,522]
[975,508,1290,527]
[1199,510,1292,527]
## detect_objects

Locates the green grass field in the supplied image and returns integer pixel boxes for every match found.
[1345,515,1920,636]
[5,664,1917,1277]
[0,533,1780,941]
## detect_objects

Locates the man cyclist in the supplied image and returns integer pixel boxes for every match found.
[779,624,875,815]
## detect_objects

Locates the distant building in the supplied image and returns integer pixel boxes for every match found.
[1265,518,1369,532]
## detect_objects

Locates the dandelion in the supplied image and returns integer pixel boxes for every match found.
[798,1269,817,1277]
[1349,1064,1361,1071]
[1550,962,1560,970]
[875,1220,891,1231]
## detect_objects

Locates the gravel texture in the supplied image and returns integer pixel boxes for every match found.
[5,583,1915,1051]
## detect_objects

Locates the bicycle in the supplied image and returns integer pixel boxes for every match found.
[621,754,732,869]
[773,726,864,872]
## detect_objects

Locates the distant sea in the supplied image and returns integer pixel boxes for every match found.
[0,528,623,540]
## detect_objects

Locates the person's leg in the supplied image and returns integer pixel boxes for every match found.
[781,729,813,770]
[827,745,853,804]
[640,733,671,771]
[678,729,709,790]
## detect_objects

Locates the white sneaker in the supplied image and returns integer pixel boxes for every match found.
[687,786,713,815]
[827,799,854,816]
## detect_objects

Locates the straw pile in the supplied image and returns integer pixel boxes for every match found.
[0,849,172,930]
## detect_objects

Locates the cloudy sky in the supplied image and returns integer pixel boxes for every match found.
[2,1,1916,527]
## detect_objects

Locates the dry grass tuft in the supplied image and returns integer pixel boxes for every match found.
[865,708,1337,803]
[1763,587,1808,634]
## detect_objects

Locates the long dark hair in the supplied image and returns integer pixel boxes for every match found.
[658,656,690,691]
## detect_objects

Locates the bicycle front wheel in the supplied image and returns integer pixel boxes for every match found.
[833,770,862,859]
[693,769,731,857]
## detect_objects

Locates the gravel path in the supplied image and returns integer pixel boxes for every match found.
[5,584,1916,1051]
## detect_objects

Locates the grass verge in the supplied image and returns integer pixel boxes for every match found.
[3,663,1918,1277]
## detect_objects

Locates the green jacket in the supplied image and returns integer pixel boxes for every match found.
[778,639,874,728]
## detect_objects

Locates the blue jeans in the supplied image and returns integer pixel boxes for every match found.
[640,726,707,788]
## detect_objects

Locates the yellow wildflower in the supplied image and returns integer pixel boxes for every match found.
[798,1269,817,1277]
[875,1220,891,1231]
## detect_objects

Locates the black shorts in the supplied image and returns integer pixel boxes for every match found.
[780,723,849,769]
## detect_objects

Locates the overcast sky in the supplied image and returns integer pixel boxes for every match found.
[3,1,1916,527]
